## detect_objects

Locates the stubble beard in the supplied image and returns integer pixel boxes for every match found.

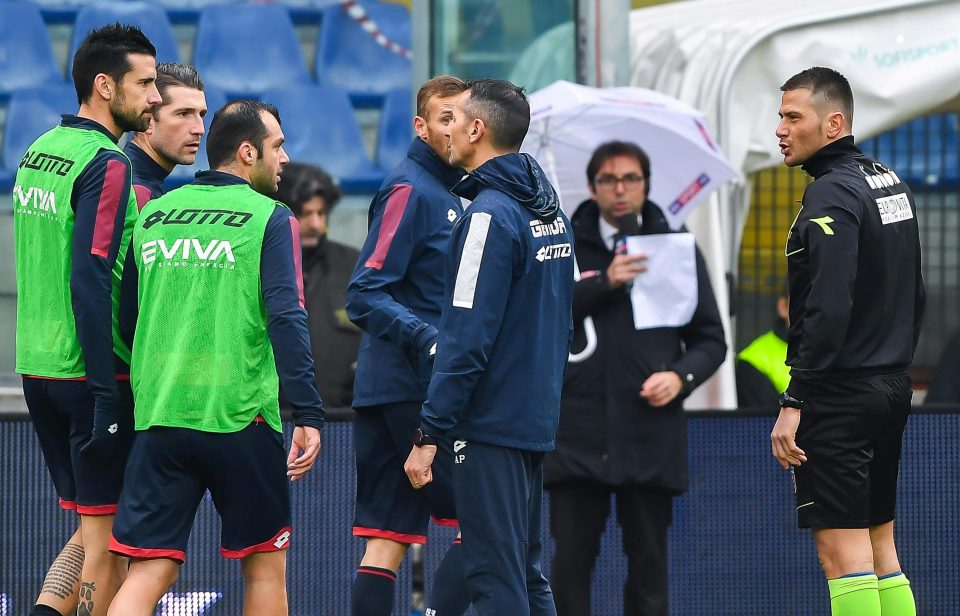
[111,96,151,133]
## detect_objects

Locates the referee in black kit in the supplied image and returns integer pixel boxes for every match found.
[771,67,923,616]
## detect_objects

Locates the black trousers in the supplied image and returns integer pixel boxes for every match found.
[549,482,672,616]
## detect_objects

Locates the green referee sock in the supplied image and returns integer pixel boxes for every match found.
[828,572,880,616]
[878,572,916,615]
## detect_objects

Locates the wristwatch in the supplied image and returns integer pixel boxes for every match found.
[413,427,437,448]
[778,392,805,411]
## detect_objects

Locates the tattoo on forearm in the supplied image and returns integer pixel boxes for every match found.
[39,543,84,600]
[77,581,96,616]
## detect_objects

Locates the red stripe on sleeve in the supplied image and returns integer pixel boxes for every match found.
[364,184,412,270]
[133,184,152,212]
[289,216,305,308]
[91,159,128,257]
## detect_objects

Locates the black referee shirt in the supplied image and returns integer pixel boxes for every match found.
[785,136,924,397]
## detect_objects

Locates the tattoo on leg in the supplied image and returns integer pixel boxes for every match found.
[40,543,85,600]
[77,581,96,616]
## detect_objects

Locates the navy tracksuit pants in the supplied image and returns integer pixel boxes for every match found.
[451,439,556,616]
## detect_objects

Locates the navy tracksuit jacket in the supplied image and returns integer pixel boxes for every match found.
[420,153,574,452]
[347,138,465,408]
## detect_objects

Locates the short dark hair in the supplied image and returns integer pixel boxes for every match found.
[156,62,203,101]
[586,141,651,195]
[416,75,467,119]
[462,79,530,151]
[72,23,157,105]
[206,99,281,169]
[275,162,342,216]
[780,66,854,129]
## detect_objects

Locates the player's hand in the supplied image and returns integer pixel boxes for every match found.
[79,401,120,459]
[640,371,682,407]
[404,444,437,490]
[287,426,322,481]
[771,407,806,469]
[606,254,647,289]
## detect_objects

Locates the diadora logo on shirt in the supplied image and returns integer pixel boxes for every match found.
[141,238,236,270]
[13,184,57,216]
[529,217,567,238]
[447,209,458,222]
[535,242,572,262]
[143,208,253,229]
[19,150,75,176]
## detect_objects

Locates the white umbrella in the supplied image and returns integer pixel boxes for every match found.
[521,80,740,229]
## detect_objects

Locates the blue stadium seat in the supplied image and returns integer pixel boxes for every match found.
[69,2,181,73]
[166,85,229,188]
[0,3,64,99]
[193,4,310,98]
[315,2,412,107]
[861,114,959,189]
[261,85,385,193]
[377,88,413,170]
[0,85,77,190]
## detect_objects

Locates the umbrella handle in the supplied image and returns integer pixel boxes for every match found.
[568,253,597,363]
[568,316,597,363]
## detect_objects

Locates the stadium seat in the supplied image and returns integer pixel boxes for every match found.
[166,85,229,188]
[193,4,310,98]
[315,2,412,107]
[861,114,959,189]
[0,3,64,99]
[261,85,385,193]
[69,2,181,73]
[377,89,413,170]
[0,85,76,191]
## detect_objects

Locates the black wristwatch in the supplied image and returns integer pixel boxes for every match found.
[413,427,438,448]
[778,392,805,411]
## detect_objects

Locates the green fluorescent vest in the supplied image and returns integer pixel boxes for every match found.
[737,330,790,394]
[131,182,282,433]
[13,125,137,377]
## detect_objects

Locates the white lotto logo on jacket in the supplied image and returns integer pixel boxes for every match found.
[535,243,572,262]
[141,238,236,269]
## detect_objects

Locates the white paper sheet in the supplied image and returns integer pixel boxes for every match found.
[625,233,698,330]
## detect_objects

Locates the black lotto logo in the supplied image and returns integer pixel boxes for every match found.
[19,150,75,176]
[143,208,253,229]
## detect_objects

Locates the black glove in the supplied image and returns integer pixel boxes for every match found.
[79,401,120,459]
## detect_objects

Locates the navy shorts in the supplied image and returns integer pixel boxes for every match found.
[110,419,291,563]
[23,376,134,515]
[794,373,912,529]
[453,440,554,614]
[353,402,458,544]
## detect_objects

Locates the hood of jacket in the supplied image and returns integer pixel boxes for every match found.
[453,152,560,220]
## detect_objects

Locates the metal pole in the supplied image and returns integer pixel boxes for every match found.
[576,0,631,87]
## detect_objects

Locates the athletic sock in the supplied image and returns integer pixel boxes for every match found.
[352,566,397,616]
[878,571,916,615]
[828,572,881,616]
[426,540,471,615]
[28,605,64,616]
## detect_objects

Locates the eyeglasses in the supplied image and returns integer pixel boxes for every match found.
[594,173,645,189]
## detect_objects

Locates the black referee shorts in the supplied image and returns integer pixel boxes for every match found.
[793,373,911,529]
